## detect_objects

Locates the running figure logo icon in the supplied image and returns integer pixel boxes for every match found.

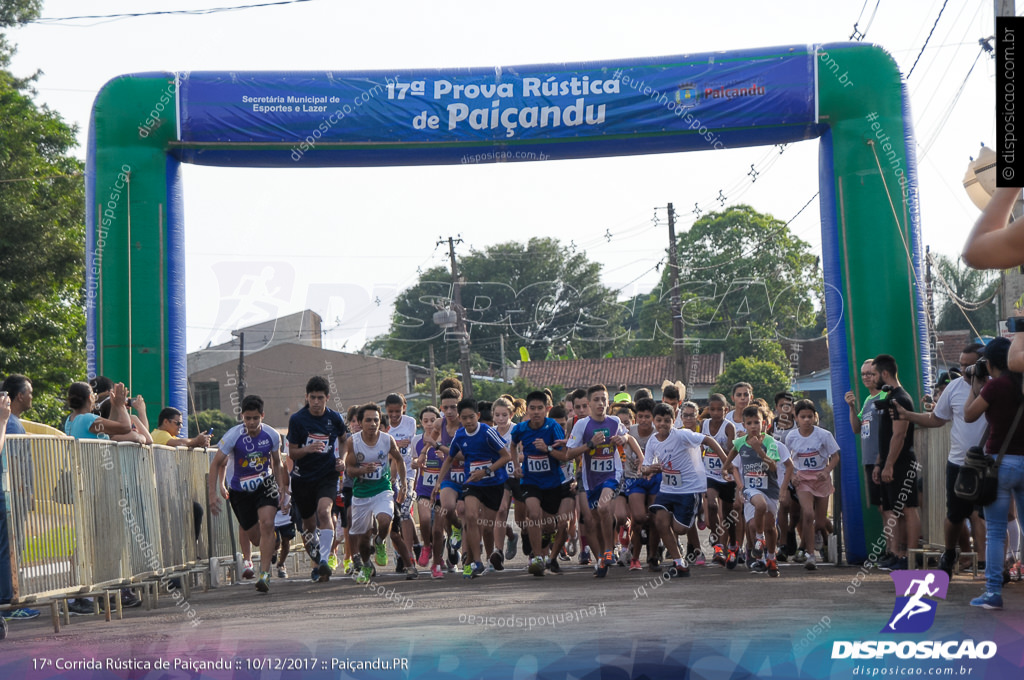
[882,570,949,634]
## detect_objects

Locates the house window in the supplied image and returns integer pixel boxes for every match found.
[194,381,221,412]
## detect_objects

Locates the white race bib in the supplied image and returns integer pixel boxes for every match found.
[506,461,516,476]
[704,454,723,474]
[239,473,268,493]
[422,471,439,487]
[450,470,466,484]
[746,472,767,490]
[363,464,383,480]
[661,471,681,488]
[469,461,494,478]
[590,456,614,473]
[527,456,551,474]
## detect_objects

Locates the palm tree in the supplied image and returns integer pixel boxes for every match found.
[932,253,997,336]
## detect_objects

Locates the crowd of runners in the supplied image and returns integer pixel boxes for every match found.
[209,370,856,591]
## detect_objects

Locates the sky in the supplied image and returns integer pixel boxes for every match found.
[8,0,999,358]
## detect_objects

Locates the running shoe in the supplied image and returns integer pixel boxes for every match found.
[970,592,1003,610]
[256,571,270,593]
[547,557,562,574]
[343,558,354,575]
[412,544,423,563]
[405,566,419,580]
[559,547,571,562]
[356,565,373,584]
[767,559,780,578]
[471,561,487,578]
[712,544,726,566]
[618,525,629,549]
[318,559,333,582]
[242,560,255,580]
[374,539,388,567]
[793,549,808,564]
[310,568,319,583]
[489,549,505,571]
[447,540,460,567]
[462,564,473,579]
[528,556,546,576]
[603,550,614,566]
[628,558,643,571]
[694,551,706,567]
[805,554,817,571]
[67,599,94,616]
[667,560,690,579]
[418,545,431,567]
[2,608,40,621]
[121,590,142,608]
[737,548,746,566]
[896,556,908,571]
[939,550,956,579]
[579,546,592,566]
[620,547,633,566]
[277,566,288,579]
[328,554,339,571]
[750,559,767,573]
[1010,562,1023,581]
[648,556,662,573]
[566,532,579,556]
[726,547,738,570]
[752,539,765,561]
[506,533,519,560]
[595,559,609,578]
[351,554,363,573]
[487,563,495,573]
[451,527,463,549]
[431,564,444,579]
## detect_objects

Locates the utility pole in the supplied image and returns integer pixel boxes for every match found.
[997,0,1021,323]
[428,344,438,405]
[237,331,246,420]
[499,334,507,383]
[666,203,688,382]
[439,236,474,398]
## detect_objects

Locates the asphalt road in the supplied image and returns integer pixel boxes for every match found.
[1,549,1020,679]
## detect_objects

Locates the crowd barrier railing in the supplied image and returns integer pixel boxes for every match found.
[1,435,231,631]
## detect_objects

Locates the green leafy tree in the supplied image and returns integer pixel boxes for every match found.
[623,206,823,371]
[367,237,628,369]
[0,2,86,426]
[932,253,997,336]
[187,409,237,444]
[711,356,792,405]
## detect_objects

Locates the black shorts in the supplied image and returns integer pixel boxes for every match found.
[332,485,353,528]
[465,484,505,513]
[505,477,527,503]
[706,478,736,505]
[864,464,883,507]
[275,522,296,542]
[228,478,280,531]
[946,461,979,524]
[290,472,340,520]
[880,456,920,511]
[522,483,575,517]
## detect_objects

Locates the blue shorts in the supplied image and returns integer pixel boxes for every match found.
[624,475,661,497]
[649,492,701,529]
[585,479,619,510]
[439,479,466,501]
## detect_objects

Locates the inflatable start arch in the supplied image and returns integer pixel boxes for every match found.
[87,43,928,562]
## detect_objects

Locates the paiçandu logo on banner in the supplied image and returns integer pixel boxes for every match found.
[831,571,997,661]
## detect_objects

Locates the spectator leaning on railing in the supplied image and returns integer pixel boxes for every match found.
[151,407,212,547]
[62,381,141,613]
[0,390,41,622]
[963,336,1024,611]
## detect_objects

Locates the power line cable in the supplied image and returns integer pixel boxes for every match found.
[34,0,316,23]
[908,0,951,78]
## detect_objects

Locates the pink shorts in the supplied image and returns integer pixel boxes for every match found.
[796,470,834,498]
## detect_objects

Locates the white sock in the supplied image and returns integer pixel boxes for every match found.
[756,533,765,541]
[319,529,334,561]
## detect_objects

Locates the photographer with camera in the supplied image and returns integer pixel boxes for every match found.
[963,336,1024,610]
[895,345,988,578]
[872,355,922,572]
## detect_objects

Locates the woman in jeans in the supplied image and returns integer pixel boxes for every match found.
[964,336,1024,610]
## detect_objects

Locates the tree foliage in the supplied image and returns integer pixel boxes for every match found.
[621,206,823,371]
[366,237,628,370]
[187,409,238,444]
[0,1,86,426]
[711,356,792,405]
[932,253,997,336]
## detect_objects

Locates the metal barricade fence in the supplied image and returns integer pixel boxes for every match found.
[3,435,81,599]
[914,423,950,549]
[3,436,231,604]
